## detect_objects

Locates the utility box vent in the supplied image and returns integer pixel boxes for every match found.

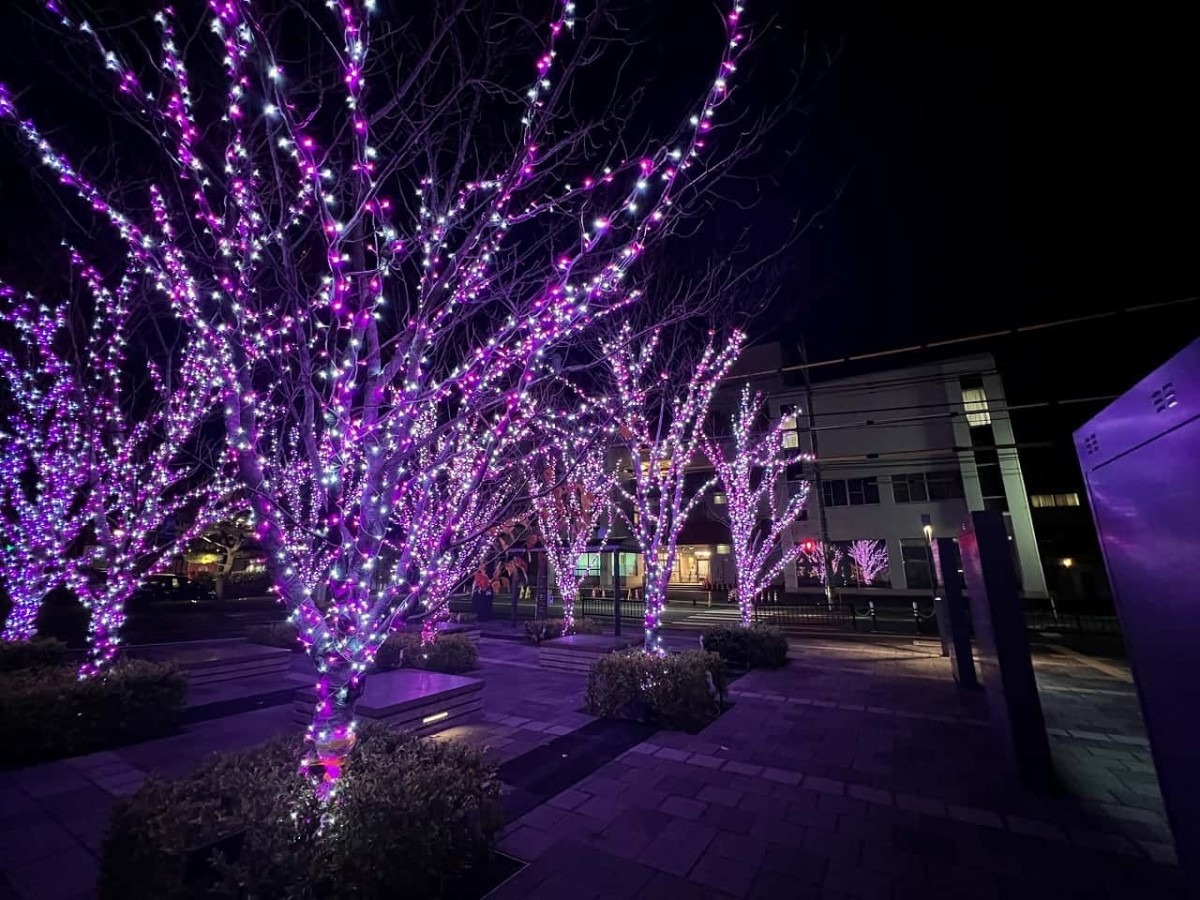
[1151,382,1178,413]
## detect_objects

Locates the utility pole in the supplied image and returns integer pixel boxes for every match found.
[798,337,835,605]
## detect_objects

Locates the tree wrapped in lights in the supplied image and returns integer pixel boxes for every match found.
[847,538,888,587]
[0,288,92,642]
[802,541,844,587]
[609,323,745,654]
[527,435,611,634]
[702,385,810,626]
[2,0,756,794]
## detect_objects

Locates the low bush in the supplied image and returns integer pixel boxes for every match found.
[375,632,478,674]
[0,661,186,766]
[100,724,502,900]
[524,616,601,643]
[0,637,67,672]
[245,621,301,651]
[585,649,727,732]
[701,625,789,669]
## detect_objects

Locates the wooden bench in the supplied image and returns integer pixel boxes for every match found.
[292,669,483,736]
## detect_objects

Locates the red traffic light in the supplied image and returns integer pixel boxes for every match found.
[801,539,816,554]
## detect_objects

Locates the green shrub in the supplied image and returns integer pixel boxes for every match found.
[0,637,67,672]
[701,625,789,669]
[524,616,600,643]
[100,724,502,900]
[375,632,478,674]
[0,661,186,766]
[585,649,727,732]
[245,621,301,651]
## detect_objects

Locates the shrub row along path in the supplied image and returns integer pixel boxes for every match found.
[0,633,1183,899]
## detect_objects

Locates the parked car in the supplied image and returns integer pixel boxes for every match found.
[130,574,217,606]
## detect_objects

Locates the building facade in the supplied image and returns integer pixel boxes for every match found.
[673,350,1049,597]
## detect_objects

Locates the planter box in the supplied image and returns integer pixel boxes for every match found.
[293,669,483,736]
[539,634,641,674]
[132,640,292,687]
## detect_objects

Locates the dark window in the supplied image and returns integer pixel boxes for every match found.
[892,474,928,504]
[822,480,849,507]
[977,464,1005,500]
[926,471,964,501]
[846,477,880,505]
[901,539,934,589]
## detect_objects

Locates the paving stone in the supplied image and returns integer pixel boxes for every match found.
[847,784,892,806]
[655,747,692,762]
[660,795,708,820]
[629,742,660,754]
[4,846,97,900]
[696,785,743,808]
[804,775,845,795]
[823,858,890,899]
[1006,815,1066,840]
[637,870,736,900]
[761,767,801,786]
[709,832,769,866]
[687,753,726,769]
[895,793,946,817]
[517,804,569,831]
[689,852,757,897]
[496,825,562,861]
[13,765,91,799]
[1138,840,1178,865]
[547,788,591,811]
[947,804,1004,828]
[0,820,79,869]
[722,761,763,778]
[577,792,625,824]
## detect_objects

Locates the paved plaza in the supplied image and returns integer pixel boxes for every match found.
[0,633,1184,899]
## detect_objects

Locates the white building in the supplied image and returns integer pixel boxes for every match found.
[761,353,1048,597]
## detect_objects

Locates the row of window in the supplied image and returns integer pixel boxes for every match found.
[816,471,966,508]
[1030,492,1080,508]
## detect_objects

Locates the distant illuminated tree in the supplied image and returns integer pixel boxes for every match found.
[847,539,888,587]
[803,541,844,587]
[703,385,810,626]
[609,323,745,654]
[528,436,611,634]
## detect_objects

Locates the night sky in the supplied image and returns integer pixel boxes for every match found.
[1,0,1196,488]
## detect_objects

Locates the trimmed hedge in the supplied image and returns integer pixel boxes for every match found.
[245,621,302,651]
[0,637,67,672]
[100,725,503,900]
[0,661,187,766]
[375,632,478,674]
[585,649,727,732]
[524,616,601,643]
[701,625,789,669]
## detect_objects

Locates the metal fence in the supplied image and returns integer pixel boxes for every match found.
[578,590,644,627]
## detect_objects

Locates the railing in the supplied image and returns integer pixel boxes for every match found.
[1024,610,1122,635]
[752,596,939,635]
[578,589,644,627]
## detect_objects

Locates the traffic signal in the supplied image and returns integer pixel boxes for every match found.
[801,539,816,554]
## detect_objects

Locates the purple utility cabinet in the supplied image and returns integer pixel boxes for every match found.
[1074,336,1199,888]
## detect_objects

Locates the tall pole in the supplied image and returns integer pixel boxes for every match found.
[798,337,835,604]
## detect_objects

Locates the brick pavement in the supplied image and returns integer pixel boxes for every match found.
[487,636,1183,899]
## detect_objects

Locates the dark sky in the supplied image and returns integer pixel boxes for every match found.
[1,0,1196,481]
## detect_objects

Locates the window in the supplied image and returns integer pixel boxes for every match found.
[574,553,601,577]
[780,407,800,449]
[900,539,934,589]
[962,386,991,427]
[618,552,639,575]
[926,471,964,501]
[716,544,731,555]
[821,477,878,508]
[893,472,962,503]
[892,474,928,504]
[1030,493,1081,508]
[712,492,727,506]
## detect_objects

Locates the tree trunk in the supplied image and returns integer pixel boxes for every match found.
[301,655,365,803]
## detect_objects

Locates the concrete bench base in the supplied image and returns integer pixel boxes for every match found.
[132,640,293,687]
[539,634,641,674]
[293,669,483,736]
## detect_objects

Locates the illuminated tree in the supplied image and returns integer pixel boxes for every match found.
[609,323,745,654]
[0,259,227,674]
[2,0,754,794]
[847,538,888,586]
[528,435,611,634]
[0,288,92,641]
[802,541,844,587]
[703,385,810,626]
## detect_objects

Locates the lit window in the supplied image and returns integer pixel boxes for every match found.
[713,493,727,505]
[962,387,991,427]
[717,544,731,555]
[1030,493,1080,508]
[780,408,799,449]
